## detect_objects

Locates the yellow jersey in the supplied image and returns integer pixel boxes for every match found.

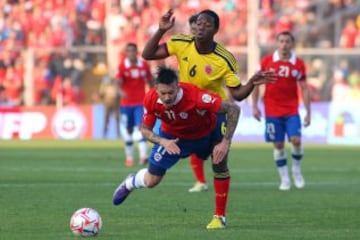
[166,34,241,100]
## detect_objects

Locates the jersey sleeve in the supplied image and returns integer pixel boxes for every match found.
[166,34,193,57]
[214,45,242,87]
[297,59,307,82]
[143,61,153,82]
[196,88,222,113]
[142,92,157,128]
[223,65,241,87]
[116,63,124,80]
[259,55,270,71]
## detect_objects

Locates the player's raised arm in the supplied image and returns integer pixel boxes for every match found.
[212,101,240,164]
[142,9,175,60]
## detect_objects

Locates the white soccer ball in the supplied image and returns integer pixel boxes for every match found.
[70,208,103,237]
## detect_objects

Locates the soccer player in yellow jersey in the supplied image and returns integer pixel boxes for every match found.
[142,9,275,229]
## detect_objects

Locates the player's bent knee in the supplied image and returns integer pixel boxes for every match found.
[212,161,229,174]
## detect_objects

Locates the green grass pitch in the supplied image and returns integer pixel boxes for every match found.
[0,140,359,240]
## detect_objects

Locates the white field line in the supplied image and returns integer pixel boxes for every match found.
[0,181,359,188]
[1,166,359,173]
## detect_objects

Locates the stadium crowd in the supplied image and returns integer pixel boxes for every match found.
[0,0,360,106]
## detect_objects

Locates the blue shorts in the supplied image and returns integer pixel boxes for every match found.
[149,130,213,176]
[265,115,301,142]
[211,113,226,143]
[120,105,143,129]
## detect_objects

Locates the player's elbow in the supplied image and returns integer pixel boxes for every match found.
[226,102,241,117]
[142,50,157,60]
[141,51,151,60]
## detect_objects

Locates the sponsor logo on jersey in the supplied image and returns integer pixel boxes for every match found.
[202,94,212,103]
[204,65,213,74]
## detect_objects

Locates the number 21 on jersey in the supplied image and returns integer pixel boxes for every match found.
[278,65,289,77]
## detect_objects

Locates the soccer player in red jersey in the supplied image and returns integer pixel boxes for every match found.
[252,31,311,191]
[117,43,153,167]
[113,66,240,229]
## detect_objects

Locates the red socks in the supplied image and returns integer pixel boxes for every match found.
[190,154,206,183]
[213,177,230,216]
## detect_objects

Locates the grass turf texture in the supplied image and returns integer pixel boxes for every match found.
[0,140,359,240]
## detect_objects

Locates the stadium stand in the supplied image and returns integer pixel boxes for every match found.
[0,0,359,106]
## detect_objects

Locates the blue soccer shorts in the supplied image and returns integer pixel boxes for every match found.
[148,130,213,176]
[120,105,143,129]
[265,114,301,142]
[210,113,226,143]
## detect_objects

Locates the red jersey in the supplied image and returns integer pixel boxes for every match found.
[117,58,152,106]
[143,83,222,140]
[260,51,306,117]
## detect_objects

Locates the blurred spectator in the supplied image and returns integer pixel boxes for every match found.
[331,69,351,102]
[0,85,8,106]
[3,65,22,106]
[339,18,360,48]
[0,0,359,106]
[33,59,52,105]
[52,77,85,106]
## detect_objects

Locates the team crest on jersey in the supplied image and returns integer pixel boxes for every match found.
[202,94,212,103]
[204,65,213,75]
[179,112,188,119]
[154,152,162,161]
[291,69,298,77]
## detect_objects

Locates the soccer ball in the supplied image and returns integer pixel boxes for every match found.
[70,208,102,237]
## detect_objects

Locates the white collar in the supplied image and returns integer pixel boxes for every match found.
[272,50,296,65]
[156,87,184,106]
[124,58,142,68]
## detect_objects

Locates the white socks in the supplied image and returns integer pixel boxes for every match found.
[125,168,148,190]
[138,140,148,159]
[291,145,303,173]
[273,148,290,183]
[125,142,134,161]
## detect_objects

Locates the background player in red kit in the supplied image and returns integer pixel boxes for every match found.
[117,43,153,166]
[252,31,311,191]
[113,66,240,229]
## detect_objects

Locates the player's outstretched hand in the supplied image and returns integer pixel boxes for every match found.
[212,139,231,164]
[159,9,175,32]
[160,138,180,155]
[250,70,277,85]
[252,106,262,121]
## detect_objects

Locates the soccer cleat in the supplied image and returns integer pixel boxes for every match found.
[113,174,134,205]
[279,181,291,191]
[125,159,134,167]
[292,171,305,189]
[206,215,226,229]
[188,181,208,192]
